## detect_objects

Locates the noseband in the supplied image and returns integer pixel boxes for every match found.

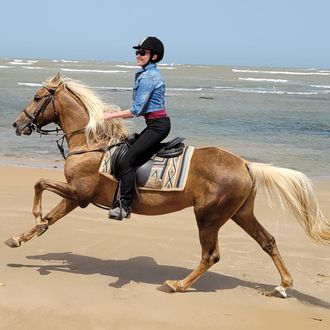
[22,85,59,135]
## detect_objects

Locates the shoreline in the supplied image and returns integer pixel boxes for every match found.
[0,155,64,170]
[1,155,330,181]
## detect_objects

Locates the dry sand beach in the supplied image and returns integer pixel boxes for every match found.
[0,165,329,330]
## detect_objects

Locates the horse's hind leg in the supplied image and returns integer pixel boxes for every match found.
[232,192,293,298]
[5,199,77,248]
[164,210,222,293]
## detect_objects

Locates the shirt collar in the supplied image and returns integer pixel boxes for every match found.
[137,62,156,73]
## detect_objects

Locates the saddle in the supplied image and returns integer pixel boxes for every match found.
[109,135,185,186]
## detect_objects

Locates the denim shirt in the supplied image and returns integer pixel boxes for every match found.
[130,63,165,117]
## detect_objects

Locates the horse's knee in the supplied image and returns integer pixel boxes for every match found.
[212,254,220,264]
[261,236,276,255]
[34,178,47,191]
[202,249,220,266]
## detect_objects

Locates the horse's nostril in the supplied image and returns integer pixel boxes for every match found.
[12,122,17,128]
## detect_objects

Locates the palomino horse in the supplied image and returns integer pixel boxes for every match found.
[9,73,329,297]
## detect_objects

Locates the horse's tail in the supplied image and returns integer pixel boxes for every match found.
[247,162,330,245]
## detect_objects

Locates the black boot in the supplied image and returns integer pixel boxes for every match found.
[108,201,131,221]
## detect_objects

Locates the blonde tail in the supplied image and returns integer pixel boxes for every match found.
[247,162,330,245]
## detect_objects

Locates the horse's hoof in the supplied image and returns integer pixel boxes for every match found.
[4,237,21,248]
[161,280,186,293]
[158,280,176,293]
[36,223,49,237]
[157,284,174,293]
[267,286,288,298]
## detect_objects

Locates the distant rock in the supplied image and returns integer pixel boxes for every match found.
[198,96,214,100]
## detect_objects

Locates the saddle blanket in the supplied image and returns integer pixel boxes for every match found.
[99,145,194,191]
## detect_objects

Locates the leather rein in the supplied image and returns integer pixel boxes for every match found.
[22,84,106,160]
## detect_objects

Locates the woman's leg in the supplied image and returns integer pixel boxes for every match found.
[119,117,170,208]
[110,117,170,218]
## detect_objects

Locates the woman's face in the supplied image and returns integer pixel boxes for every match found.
[135,49,156,66]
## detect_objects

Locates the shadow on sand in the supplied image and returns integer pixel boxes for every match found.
[7,251,330,309]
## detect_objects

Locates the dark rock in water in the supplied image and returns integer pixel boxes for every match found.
[198,96,214,100]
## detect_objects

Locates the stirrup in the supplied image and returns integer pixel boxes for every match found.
[108,206,131,221]
[109,180,131,220]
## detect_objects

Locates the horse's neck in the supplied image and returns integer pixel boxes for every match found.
[58,96,90,150]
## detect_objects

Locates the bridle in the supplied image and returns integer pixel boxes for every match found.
[22,84,106,160]
[22,85,60,135]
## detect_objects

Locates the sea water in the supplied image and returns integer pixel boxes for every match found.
[0,58,329,177]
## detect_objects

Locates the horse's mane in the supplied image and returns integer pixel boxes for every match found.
[44,74,128,146]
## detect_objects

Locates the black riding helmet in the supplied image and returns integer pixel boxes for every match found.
[133,36,164,63]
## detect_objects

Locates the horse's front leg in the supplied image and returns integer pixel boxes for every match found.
[5,198,78,248]
[5,178,80,248]
[32,178,79,229]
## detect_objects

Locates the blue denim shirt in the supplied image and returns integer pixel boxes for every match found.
[130,63,165,117]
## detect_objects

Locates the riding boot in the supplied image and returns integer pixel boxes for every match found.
[109,169,134,220]
[108,202,131,220]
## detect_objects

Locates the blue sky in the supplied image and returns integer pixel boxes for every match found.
[1,0,330,68]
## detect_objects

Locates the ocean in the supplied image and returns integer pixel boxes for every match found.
[0,58,329,177]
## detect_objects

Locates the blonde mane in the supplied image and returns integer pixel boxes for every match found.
[44,74,128,146]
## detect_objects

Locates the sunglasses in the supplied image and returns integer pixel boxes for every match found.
[135,49,150,56]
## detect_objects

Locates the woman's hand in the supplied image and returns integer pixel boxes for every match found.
[104,112,113,120]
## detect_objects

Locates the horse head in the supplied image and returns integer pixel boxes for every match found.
[12,73,62,136]
[12,73,127,151]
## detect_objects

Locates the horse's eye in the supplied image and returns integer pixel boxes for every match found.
[34,95,41,101]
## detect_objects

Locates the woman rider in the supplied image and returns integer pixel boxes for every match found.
[104,36,171,220]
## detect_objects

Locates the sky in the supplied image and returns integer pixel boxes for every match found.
[1,0,330,68]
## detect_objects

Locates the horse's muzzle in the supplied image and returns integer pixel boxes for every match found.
[12,120,34,136]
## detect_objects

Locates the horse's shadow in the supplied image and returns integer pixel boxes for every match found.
[7,252,329,309]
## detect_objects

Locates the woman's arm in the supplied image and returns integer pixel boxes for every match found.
[104,109,133,120]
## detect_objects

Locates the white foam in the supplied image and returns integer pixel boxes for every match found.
[311,84,330,89]
[117,63,176,69]
[52,59,80,63]
[214,86,234,90]
[167,87,203,91]
[61,68,128,73]
[239,77,288,83]
[159,63,177,67]
[159,66,176,70]
[93,86,132,91]
[115,65,139,69]
[22,66,45,70]
[233,68,330,76]
[251,90,319,95]
[0,66,12,69]
[215,86,326,95]
[17,82,43,87]
[8,61,33,66]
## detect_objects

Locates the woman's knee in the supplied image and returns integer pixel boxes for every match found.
[117,154,133,173]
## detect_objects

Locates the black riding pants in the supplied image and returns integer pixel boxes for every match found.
[117,117,171,209]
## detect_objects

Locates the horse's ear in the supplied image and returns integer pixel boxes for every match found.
[51,72,61,84]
